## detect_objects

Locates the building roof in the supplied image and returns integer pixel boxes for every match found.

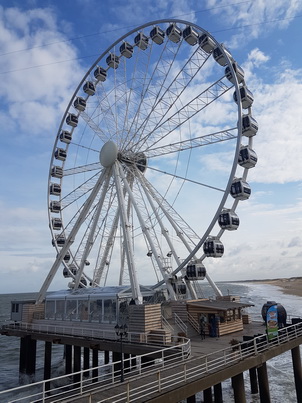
[187,299,254,311]
[45,285,157,300]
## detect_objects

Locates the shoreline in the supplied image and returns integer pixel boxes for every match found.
[244,277,302,298]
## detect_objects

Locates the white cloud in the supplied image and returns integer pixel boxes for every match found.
[0,6,85,138]
[247,48,270,67]
[241,56,302,184]
[206,0,302,48]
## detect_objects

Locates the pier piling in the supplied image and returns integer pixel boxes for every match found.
[291,346,302,403]
[257,362,271,403]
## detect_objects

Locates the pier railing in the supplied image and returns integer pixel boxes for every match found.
[0,335,190,403]
[1,321,181,346]
[1,320,302,402]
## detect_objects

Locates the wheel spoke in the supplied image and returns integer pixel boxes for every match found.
[144,128,237,158]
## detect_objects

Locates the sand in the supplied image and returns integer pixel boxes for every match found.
[248,277,302,298]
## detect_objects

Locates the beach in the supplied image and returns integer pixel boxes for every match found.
[248,277,302,298]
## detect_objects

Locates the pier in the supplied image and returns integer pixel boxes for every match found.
[1,316,302,402]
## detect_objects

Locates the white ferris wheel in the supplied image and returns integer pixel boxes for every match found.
[36,19,258,304]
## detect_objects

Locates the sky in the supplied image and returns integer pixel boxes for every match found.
[0,0,301,294]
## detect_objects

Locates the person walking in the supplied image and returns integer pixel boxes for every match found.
[200,317,206,339]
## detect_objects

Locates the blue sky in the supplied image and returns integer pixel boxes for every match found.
[0,0,301,294]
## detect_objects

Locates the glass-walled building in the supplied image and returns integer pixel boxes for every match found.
[44,285,166,323]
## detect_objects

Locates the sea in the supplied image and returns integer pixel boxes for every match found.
[0,282,301,403]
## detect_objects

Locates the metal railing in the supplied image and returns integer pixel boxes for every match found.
[0,332,190,403]
[1,321,180,346]
[95,321,302,403]
[174,313,188,335]
[1,321,302,402]
[187,312,200,333]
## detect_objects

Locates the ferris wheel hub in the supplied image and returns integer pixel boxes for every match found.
[100,141,118,167]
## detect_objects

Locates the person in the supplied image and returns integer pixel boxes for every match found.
[200,317,206,339]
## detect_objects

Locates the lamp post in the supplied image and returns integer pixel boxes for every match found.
[115,323,128,382]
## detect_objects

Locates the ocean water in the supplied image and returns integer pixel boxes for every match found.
[0,283,301,402]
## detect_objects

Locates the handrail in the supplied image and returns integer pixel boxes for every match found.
[187,312,199,333]
[161,315,174,333]
[174,313,188,335]
[1,321,302,402]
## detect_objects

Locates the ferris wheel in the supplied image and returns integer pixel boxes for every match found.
[36,19,258,304]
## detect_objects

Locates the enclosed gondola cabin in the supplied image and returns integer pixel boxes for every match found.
[62,252,70,263]
[242,114,258,137]
[199,34,215,54]
[79,277,87,288]
[67,264,77,276]
[203,237,224,257]
[136,152,147,173]
[51,217,62,230]
[233,86,254,109]
[66,113,78,127]
[106,54,119,69]
[238,146,258,169]
[218,210,240,230]
[120,41,134,58]
[171,281,187,296]
[63,267,71,278]
[183,26,199,45]
[230,178,251,200]
[150,26,165,44]
[94,66,107,82]
[83,81,96,96]
[60,130,72,144]
[213,45,233,66]
[74,97,86,112]
[52,235,66,247]
[49,183,61,196]
[225,62,245,84]
[166,23,182,43]
[51,166,63,179]
[54,148,66,161]
[50,200,61,213]
[186,261,206,280]
[134,33,148,50]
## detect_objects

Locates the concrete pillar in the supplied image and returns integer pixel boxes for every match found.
[124,353,130,373]
[291,346,302,403]
[257,363,271,403]
[131,354,137,369]
[249,367,258,394]
[83,347,90,377]
[73,345,81,384]
[232,373,246,403]
[92,348,98,383]
[104,350,110,364]
[44,341,52,391]
[27,337,37,378]
[65,344,72,375]
[214,382,223,403]
[186,395,196,403]
[203,387,213,403]
[19,337,27,381]
[19,336,37,383]
[112,351,121,372]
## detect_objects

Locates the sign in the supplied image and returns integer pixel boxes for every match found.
[266,304,278,341]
